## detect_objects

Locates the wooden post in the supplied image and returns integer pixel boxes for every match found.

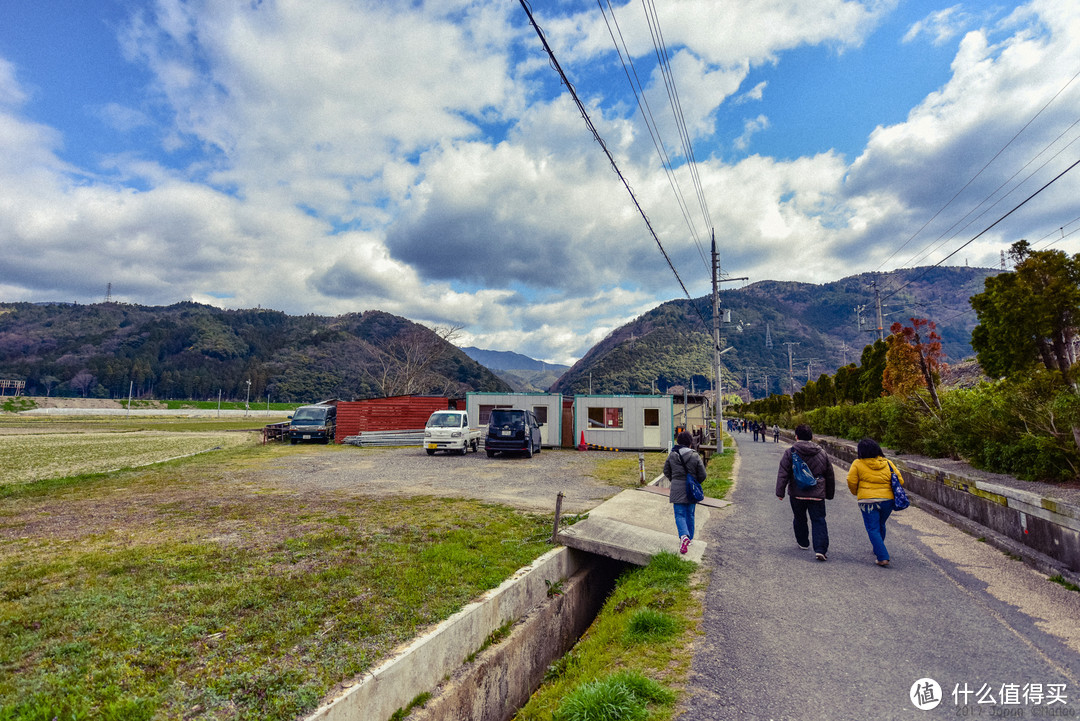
[550,491,564,543]
[638,453,645,485]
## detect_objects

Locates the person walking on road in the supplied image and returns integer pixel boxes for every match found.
[847,437,904,567]
[665,431,708,555]
[772,423,780,443]
[776,424,835,561]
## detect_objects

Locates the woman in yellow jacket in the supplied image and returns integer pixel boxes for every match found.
[847,438,904,567]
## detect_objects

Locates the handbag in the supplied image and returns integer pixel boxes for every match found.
[679,448,705,503]
[887,461,910,510]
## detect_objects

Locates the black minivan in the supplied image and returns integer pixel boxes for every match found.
[288,404,337,444]
[485,408,542,458]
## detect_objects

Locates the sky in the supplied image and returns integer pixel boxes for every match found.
[1,0,1078,366]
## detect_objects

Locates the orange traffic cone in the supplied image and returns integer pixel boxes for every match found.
[577,431,588,451]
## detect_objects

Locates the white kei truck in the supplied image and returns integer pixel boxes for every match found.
[423,410,483,455]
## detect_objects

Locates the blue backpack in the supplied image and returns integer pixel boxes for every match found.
[790,451,820,491]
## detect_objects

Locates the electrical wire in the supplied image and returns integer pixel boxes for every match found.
[882,155,1080,303]
[874,67,1080,277]
[597,0,707,269]
[518,0,712,332]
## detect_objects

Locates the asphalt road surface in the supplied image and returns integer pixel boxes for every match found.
[681,432,1080,720]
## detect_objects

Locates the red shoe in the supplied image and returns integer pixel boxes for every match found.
[680,536,691,554]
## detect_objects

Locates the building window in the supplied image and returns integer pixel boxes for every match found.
[587,406,624,430]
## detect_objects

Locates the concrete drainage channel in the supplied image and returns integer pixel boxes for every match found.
[304,546,625,721]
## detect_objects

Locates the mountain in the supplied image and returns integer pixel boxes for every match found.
[460,347,569,393]
[0,302,511,402]
[550,266,997,398]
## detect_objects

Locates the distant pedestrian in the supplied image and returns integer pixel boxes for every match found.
[847,437,904,567]
[776,424,835,561]
[665,430,707,555]
[772,424,780,443]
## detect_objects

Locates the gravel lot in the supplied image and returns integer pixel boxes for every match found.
[255,445,646,514]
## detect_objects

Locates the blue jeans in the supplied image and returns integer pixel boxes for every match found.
[789,497,828,554]
[673,503,696,540]
[860,500,895,562]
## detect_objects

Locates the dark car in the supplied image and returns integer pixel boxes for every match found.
[485,408,542,458]
[288,404,337,444]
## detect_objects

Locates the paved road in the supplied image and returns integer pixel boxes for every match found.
[682,433,1080,720]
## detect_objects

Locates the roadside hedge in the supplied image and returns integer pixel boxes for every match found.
[755,371,1080,483]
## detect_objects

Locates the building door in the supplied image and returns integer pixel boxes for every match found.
[643,407,661,448]
[533,405,549,446]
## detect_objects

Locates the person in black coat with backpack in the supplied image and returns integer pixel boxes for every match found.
[665,431,708,555]
[775,424,836,561]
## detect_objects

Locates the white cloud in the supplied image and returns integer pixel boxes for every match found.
[734,115,770,151]
[903,5,973,46]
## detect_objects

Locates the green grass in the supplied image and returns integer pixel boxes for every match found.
[514,434,737,721]
[513,552,699,721]
[1049,575,1080,592]
[589,452,669,486]
[0,397,36,414]
[0,442,554,721]
[555,671,675,721]
[702,437,734,500]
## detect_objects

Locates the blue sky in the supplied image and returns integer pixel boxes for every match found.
[1,0,1078,365]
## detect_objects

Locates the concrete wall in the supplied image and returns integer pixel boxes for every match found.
[304,547,612,721]
[813,437,1080,578]
[408,557,622,721]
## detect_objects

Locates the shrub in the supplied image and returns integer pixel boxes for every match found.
[555,671,675,721]
[624,608,680,643]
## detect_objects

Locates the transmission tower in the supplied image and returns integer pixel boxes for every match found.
[782,342,799,397]
[765,322,773,349]
[104,283,112,304]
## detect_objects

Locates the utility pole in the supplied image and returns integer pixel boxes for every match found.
[806,359,820,383]
[871,280,885,341]
[711,233,722,452]
[711,231,748,453]
[782,342,799,397]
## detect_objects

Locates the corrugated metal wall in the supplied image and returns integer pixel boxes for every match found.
[335,396,451,442]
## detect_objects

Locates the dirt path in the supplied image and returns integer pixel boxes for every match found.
[246,446,637,514]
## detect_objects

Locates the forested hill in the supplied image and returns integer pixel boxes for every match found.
[551,265,997,397]
[0,302,511,402]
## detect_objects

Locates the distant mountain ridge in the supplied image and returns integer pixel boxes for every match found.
[550,265,997,398]
[0,302,511,402]
[460,347,567,373]
[460,347,569,393]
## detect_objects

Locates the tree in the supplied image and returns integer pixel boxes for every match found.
[371,324,463,397]
[971,242,1080,385]
[885,319,945,410]
[69,370,95,397]
[857,340,888,402]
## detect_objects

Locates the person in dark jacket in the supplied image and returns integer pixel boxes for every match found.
[665,431,708,554]
[776,424,836,561]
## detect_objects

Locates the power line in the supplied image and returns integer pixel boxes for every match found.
[518,0,711,331]
[597,0,707,269]
[875,67,1080,277]
[883,155,1080,303]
